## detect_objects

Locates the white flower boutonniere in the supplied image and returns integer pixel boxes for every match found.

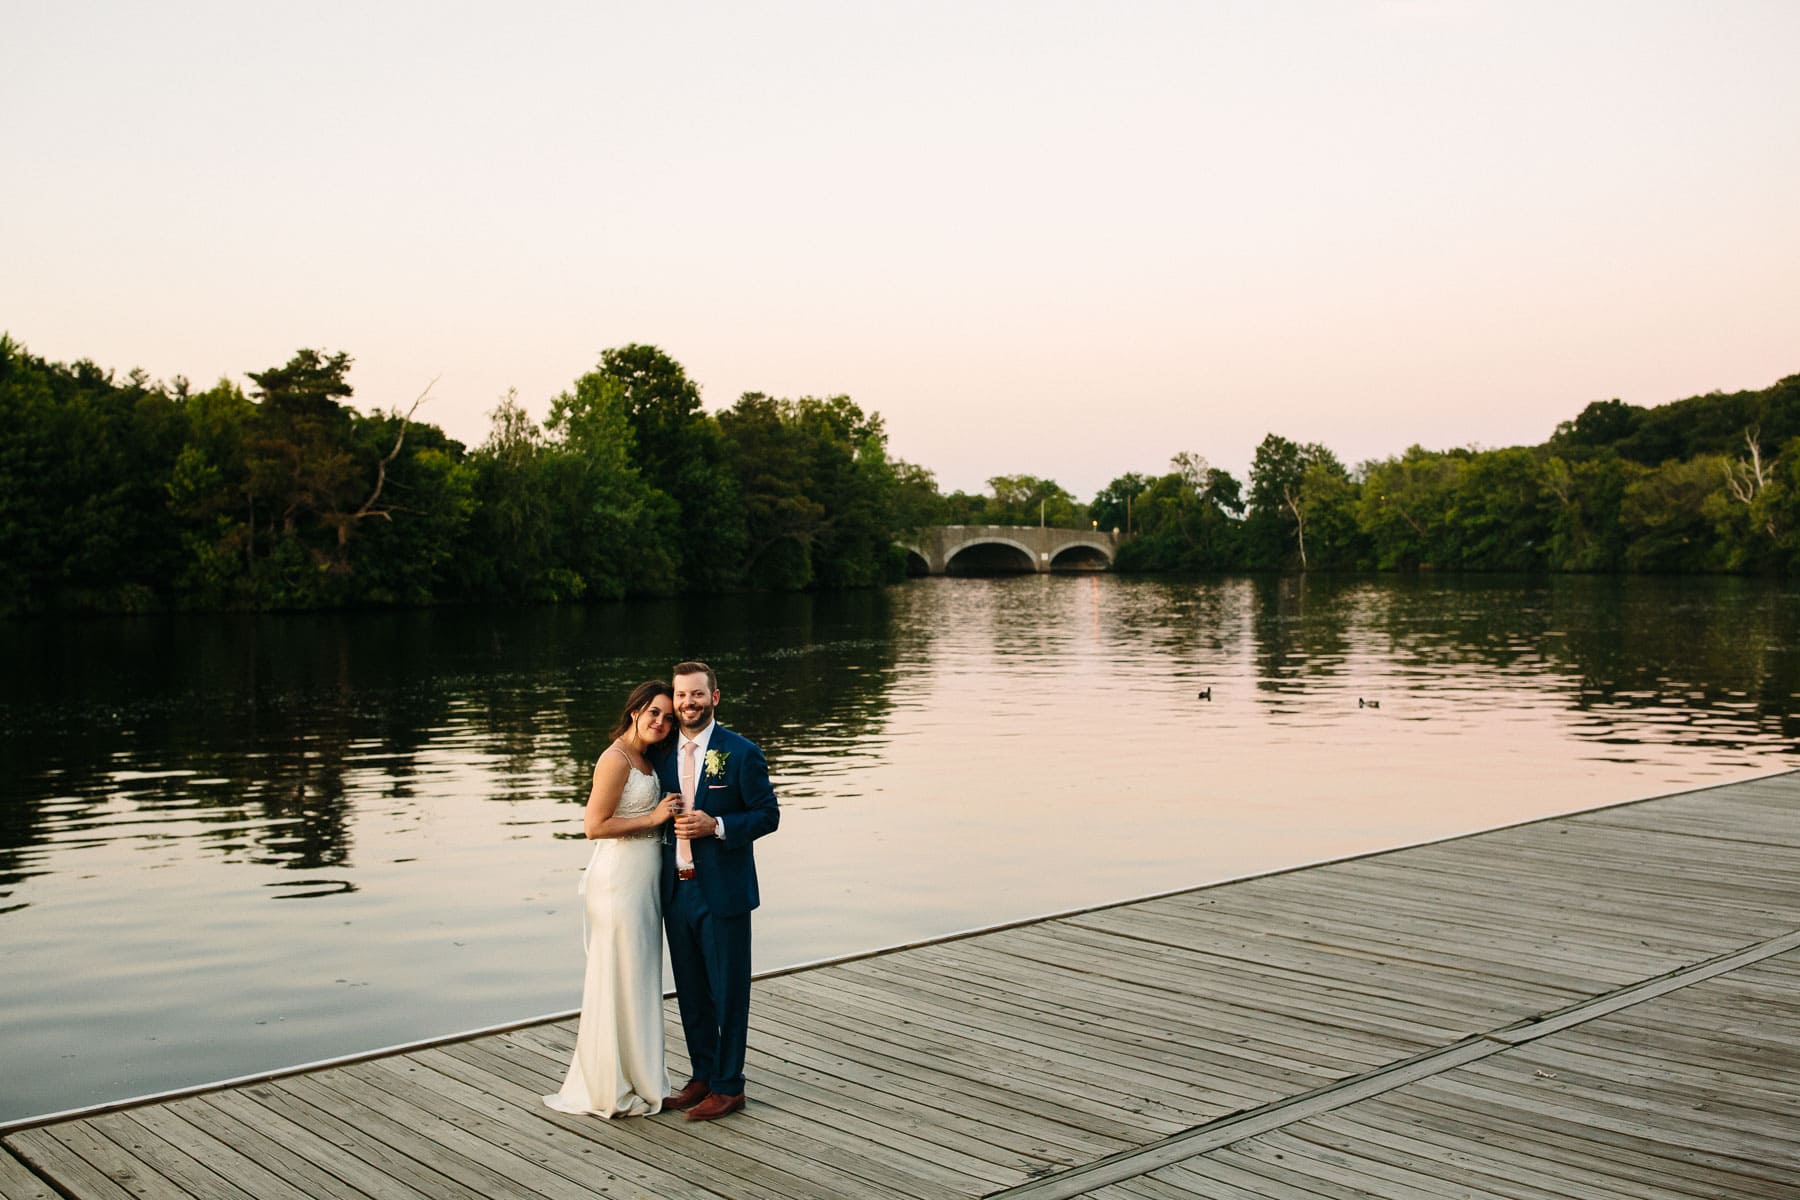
[704,748,730,777]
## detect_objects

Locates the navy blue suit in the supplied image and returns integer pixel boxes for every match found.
[655,724,779,1095]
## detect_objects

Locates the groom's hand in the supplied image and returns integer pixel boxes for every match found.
[676,811,718,840]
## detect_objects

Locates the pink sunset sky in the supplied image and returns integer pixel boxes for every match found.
[6,1,1797,498]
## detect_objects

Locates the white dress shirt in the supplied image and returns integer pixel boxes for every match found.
[678,720,728,842]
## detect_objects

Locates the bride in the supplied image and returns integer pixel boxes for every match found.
[544,680,678,1117]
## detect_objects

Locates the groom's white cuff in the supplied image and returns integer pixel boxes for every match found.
[712,818,727,843]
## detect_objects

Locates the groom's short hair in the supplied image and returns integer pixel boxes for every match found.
[673,661,718,692]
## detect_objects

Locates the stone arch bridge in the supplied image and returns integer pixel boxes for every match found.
[900,525,1122,575]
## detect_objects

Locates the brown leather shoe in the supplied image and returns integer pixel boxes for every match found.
[662,1080,710,1111]
[683,1091,745,1122]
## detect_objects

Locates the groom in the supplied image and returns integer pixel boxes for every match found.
[656,661,780,1121]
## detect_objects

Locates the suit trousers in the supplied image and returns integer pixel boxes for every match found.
[664,876,752,1095]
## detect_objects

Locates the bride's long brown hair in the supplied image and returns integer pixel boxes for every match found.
[609,680,676,746]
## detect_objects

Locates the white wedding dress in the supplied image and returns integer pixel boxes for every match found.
[544,766,667,1117]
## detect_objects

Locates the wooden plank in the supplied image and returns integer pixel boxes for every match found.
[513,1022,1013,1198]
[80,1113,260,1200]
[432,1039,892,1200]
[1027,907,1587,1014]
[0,1146,63,1200]
[1293,1109,1674,1200]
[767,969,1270,1117]
[1505,1040,1796,1117]
[1157,1154,1346,1200]
[1209,863,1771,957]
[1132,873,1715,968]
[738,999,1159,1147]
[1232,868,1738,957]
[1310,1096,1741,1200]
[1453,1054,1800,1145]
[1081,1175,1215,1200]
[1416,1073,1800,1171]
[4,1122,177,1200]
[193,1088,429,1200]
[345,1055,731,1200]
[839,955,1353,1090]
[1053,907,1598,1015]
[1391,843,1800,911]
[986,925,1473,1045]
[1333,846,1800,918]
[518,1013,1132,1164]
[1314,858,1795,943]
[150,1094,390,1200]
[219,1080,491,1200]
[898,940,1395,1072]
[513,1024,1033,1188]
[297,1061,650,1200]
[1379,1079,1800,1193]
[979,926,1468,1047]
[405,1046,827,1200]
[1216,1134,1460,1200]
[109,1106,318,1200]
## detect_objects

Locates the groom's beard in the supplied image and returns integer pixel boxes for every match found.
[678,703,713,732]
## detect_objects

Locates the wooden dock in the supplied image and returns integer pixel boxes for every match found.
[6,772,1797,1199]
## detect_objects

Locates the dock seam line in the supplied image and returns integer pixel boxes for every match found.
[982,925,1800,1199]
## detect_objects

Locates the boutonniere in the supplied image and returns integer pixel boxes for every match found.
[704,748,730,777]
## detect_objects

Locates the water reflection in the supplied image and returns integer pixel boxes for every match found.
[0,575,1794,1122]
[0,593,905,895]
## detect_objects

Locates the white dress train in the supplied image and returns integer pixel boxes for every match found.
[544,767,667,1117]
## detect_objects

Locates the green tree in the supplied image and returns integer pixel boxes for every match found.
[600,345,744,590]
[1089,472,1152,534]
[165,378,258,605]
[1248,435,1344,570]
[984,475,1081,527]
[717,392,910,589]
[337,413,475,605]
[718,393,826,589]
[1296,458,1366,569]
[1452,447,1552,570]
[938,490,993,525]
[1359,448,1461,569]
[461,391,567,601]
[1105,456,1245,572]
[1540,454,1632,571]
[545,367,679,599]
[0,338,188,612]
[1707,428,1789,571]
[1620,457,1729,572]
[890,461,944,534]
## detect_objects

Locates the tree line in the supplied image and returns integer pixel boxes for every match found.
[2,332,1796,614]
[0,338,936,614]
[1076,377,1800,575]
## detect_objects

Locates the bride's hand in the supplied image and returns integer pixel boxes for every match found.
[651,794,680,824]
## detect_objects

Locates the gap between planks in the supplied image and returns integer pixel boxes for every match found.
[983,925,1800,1200]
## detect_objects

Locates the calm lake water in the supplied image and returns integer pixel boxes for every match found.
[2,573,1796,1123]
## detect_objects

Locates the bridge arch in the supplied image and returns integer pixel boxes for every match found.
[1049,540,1115,571]
[900,525,1123,575]
[944,537,1038,575]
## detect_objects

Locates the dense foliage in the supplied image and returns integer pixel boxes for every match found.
[1079,376,1800,575]
[0,338,929,614]
[4,330,1797,614]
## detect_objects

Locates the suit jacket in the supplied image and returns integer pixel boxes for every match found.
[655,724,779,917]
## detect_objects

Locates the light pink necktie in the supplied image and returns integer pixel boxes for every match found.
[677,741,697,878]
